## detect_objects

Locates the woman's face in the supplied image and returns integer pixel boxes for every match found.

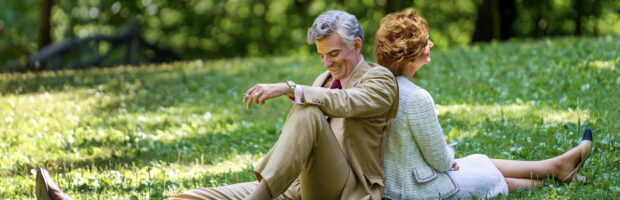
[403,37,434,79]
[413,38,434,65]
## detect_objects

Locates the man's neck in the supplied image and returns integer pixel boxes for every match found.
[339,55,364,87]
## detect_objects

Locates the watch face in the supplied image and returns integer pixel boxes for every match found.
[287,81,296,95]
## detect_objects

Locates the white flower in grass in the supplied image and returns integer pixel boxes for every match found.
[580,83,590,91]
[203,112,212,121]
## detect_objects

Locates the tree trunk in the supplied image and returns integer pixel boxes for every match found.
[38,0,53,50]
[574,0,583,35]
[472,0,516,42]
[294,0,309,25]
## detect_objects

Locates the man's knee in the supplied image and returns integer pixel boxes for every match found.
[283,105,329,137]
[289,105,324,120]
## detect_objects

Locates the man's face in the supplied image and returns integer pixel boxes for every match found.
[315,33,360,80]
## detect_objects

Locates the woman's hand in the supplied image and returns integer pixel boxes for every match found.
[450,162,459,171]
[243,83,289,109]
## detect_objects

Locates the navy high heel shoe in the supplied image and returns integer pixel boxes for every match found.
[562,128,593,183]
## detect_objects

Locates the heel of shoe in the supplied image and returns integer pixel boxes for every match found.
[562,161,583,183]
[571,174,587,183]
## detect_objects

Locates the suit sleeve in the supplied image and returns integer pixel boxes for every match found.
[406,89,454,172]
[300,67,397,119]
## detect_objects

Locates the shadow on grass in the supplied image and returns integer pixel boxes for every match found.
[60,169,256,200]
[32,120,279,174]
[5,58,299,177]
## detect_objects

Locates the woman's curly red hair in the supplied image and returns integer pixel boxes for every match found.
[374,8,429,76]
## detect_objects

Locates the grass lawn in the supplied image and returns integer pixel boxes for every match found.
[1,36,618,199]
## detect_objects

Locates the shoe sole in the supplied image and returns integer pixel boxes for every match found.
[36,168,53,200]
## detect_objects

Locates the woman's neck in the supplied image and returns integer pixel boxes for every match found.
[403,63,423,80]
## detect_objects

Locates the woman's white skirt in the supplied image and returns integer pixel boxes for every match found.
[447,154,509,199]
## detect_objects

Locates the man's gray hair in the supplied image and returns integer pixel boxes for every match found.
[307,10,364,49]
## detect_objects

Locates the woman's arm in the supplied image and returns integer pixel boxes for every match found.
[406,89,454,172]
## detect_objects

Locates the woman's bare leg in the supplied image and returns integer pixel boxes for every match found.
[505,177,544,192]
[491,144,582,182]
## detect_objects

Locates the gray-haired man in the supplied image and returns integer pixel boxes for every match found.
[36,10,397,200]
[169,10,398,200]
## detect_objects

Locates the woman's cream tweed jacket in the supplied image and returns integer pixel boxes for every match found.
[383,76,459,200]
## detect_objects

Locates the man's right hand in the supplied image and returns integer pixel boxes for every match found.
[243,83,290,109]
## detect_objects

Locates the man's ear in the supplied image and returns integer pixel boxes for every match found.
[354,38,362,54]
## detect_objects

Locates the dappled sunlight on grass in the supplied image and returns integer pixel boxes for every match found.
[436,102,595,162]
[0,89,97,170]
[588,60,616,71]
[160,152,262,180]
[437,102,589,125]
[1,36,618,199]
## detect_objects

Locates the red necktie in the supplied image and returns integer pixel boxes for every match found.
[330,80,342,89]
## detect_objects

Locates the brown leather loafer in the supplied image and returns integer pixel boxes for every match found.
[36,168,72,200]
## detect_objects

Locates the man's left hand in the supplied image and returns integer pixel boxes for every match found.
[243,83,290,109]
[450,162,459,171]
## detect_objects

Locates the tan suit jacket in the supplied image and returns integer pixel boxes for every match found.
[301,61,399,200]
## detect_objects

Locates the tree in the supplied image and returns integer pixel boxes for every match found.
[38,0,52,49]
[471,0,516,42]
[573,0,603,35]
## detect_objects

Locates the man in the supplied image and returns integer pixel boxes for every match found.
[36,10,398,200]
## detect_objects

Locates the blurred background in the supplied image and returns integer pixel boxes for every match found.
[1,0,618,72]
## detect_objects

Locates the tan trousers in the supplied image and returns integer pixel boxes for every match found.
[168,105,355,200]
[167,180,300,200]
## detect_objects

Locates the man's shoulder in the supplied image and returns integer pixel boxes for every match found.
[366,62,392,75]
[362,62,395,79]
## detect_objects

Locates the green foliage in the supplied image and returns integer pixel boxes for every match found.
[2,0,619,71]
[1,36,619,199]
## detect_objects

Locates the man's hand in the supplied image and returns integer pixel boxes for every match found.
[450,161,459,171]
[243,83,290,109]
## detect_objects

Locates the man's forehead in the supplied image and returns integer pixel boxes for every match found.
[316,34,344,54]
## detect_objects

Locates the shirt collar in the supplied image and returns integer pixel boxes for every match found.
[340,55,364,88]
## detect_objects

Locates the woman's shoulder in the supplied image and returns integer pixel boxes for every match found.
[396,76,433,105]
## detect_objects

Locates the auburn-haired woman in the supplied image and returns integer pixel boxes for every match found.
[374,8,593,199]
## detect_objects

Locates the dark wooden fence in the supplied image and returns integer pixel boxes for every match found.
[26,21,178,71]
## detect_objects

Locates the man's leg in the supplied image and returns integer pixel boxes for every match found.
[167,179,300,200]
[253,105,352,199]
[168,182,259,200]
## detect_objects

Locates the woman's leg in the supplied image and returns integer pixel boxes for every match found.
[504,178,543,192]
[490,144,582,182]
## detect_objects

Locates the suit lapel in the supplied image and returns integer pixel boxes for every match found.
[312,71,331,87]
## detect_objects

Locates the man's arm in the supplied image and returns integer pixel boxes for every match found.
[301,66,397,118]
[242,66,397,119]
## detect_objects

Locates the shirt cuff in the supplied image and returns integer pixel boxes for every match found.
[288,85,304,104]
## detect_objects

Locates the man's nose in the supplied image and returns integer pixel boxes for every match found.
[322,56,333,68]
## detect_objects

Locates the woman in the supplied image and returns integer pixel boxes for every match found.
[374,8,593,199]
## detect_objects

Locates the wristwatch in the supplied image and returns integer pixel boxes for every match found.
[286,80,296,96]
